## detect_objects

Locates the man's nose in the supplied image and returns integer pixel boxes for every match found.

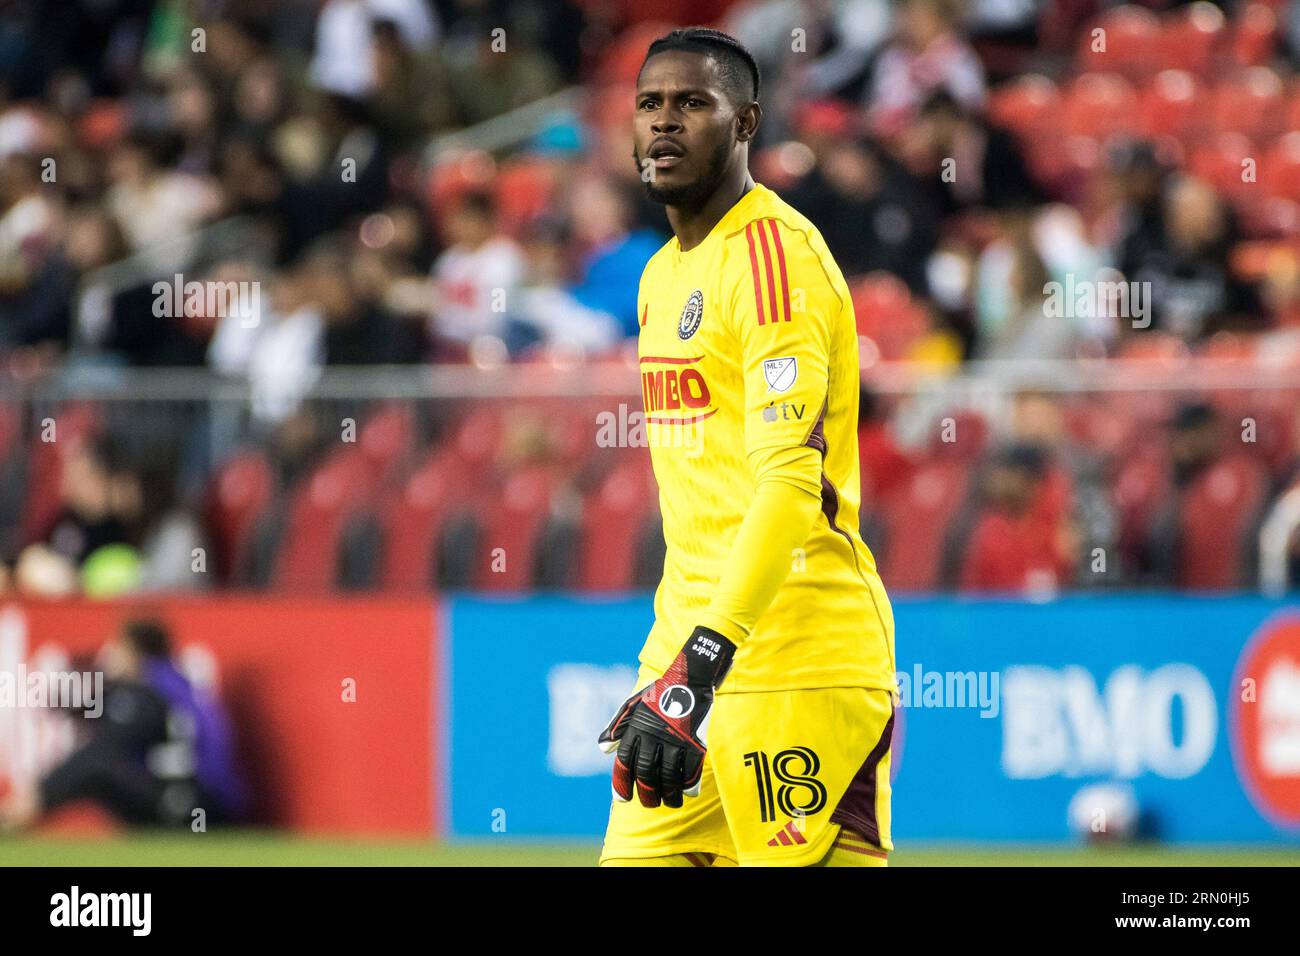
[651,111,683,135]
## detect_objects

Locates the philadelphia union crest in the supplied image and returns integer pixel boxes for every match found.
[678,289,704,340]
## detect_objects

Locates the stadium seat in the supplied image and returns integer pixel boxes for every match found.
[849,272,929,361]
[1188,131,1258,201]
[472,465,560,591]
[1230,2,1280,67]
[1158,2,1229,75]
[1179,453,1270,588]
[1076,6,1160,79]
[271,447,376,591]
[1112,444,1172,564]
[1262,133,1300,203]
[1062,72,1139,140]
[378,448,479,591]
[1139,70,1203,140]
[877,457,972,591]
[1208,67,1285,142]
[206,449,276,583]
[988,74,1062,140]
[576,455,658,591]
[358,402,415,488]
[494,158,559,236]
[19,402,100,548]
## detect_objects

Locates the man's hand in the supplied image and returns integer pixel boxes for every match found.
[598,626,736,809]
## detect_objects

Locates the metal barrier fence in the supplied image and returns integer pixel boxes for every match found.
[0,358,1297,594]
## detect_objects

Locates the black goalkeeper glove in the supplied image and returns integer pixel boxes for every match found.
[598,626,737,809]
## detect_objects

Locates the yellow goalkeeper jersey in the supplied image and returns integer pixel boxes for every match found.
[635,183,896,694]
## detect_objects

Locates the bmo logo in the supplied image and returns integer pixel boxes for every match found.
[1231,615,1300,827]
[1000,664,1217,780]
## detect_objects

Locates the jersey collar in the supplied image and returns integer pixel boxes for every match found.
[670,182,768,261]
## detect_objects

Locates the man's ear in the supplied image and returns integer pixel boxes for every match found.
[736,101,762,143]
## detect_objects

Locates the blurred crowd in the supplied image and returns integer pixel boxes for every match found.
[3,0,1300,597]
[5,0,1300,375]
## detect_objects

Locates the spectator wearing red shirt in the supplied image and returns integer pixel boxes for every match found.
[960,444,1071,594]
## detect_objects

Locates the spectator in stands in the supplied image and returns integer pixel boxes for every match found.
[504,215,621,356]
[786,129,940,290]
[1138,401,1222,584]
[104,130,221,261]
[904,90,1044,218]
[867,0,986,140]
[567,178,664,339]
[960,442,1072,594]
[14,437,132,595]
[0,617,247,830]
[973,206,1082,359]
[0,153,72,363]
[1123,176,1263,341]
[441,3,561,126]
[430,190,525,350]
[1107,140,1170,288]
[725,0,891,139]
[858,386,913,506]
[309,0,440,97]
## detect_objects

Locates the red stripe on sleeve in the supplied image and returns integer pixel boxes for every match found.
[756,219,779,328]
[767,219,791,322]
[745,223,766,325]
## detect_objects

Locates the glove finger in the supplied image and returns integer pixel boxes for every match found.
[660,746,685,809]
[611,733,638,802]
[681,749,705,799]
[597,690,643,753]
[634,738,663,809]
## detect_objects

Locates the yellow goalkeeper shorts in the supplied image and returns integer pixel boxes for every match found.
[599,664,895,867]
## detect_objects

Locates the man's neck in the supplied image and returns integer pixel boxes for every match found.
[667,171,755,252]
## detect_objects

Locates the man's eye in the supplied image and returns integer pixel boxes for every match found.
[684,98,703,108]
[639,100,658,110]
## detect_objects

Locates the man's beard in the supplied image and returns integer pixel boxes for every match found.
[635,138,731,210]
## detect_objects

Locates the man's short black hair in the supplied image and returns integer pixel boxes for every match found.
[642,27,760,105]
[122,618,173,660]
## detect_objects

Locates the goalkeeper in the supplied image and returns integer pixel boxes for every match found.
[597,27,897,867]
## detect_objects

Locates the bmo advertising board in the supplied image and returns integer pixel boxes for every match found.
[447,595,1300,842]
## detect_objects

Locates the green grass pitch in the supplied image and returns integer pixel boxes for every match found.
[2,833,1299,866]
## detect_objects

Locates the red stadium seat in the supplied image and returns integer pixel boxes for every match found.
[850,272,929,361]
[1139,70,1203,140]
[1262,133,1300,202]
[1179,454,1269,588]
[1158,2,1229,75]
[577,455,658,591]
[379,448,480,591]
[19,402,100,548]
[1208,67,1285,142]
[494,158,560,236]
[473,465,560,591]
[1113,444,1172,560]
[988,74,1062,139]
[1188,131,1258,201]
[358,402,415,488]
[205,449,276,582]
[1062,73,1139,140]
[877,458,971,591]
[1230,2,1280,67]
[1076,6,1160,79]
[272,447,375,591]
